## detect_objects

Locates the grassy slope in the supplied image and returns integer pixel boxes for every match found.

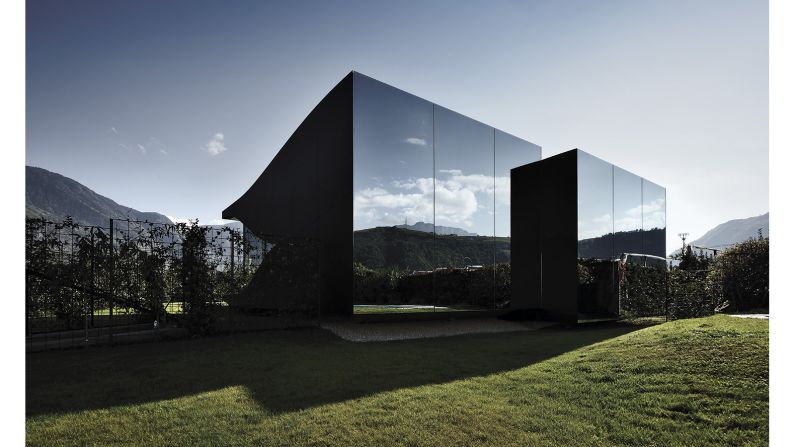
[26,315,768,447]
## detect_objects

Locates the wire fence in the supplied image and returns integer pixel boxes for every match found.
[618,262,725,321]
[25,217,317,351]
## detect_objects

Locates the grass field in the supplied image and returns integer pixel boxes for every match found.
[26,315,768,446]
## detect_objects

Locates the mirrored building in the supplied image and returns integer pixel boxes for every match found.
[223,71,541,316]
[511,149,666,323]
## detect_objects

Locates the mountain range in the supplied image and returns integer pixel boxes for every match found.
[26,165,769,258]
[671,212,769,256]
[691,212,769,247]
[395,221,477,237]
[26,165,172,227]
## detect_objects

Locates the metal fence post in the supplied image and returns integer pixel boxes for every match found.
[230,233,235,279]
[665,269,670,321]
[109,218,114,345]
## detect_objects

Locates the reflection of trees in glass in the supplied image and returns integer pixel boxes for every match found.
[352,227,508,271]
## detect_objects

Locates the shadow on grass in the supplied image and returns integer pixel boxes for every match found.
[26,321,648,417]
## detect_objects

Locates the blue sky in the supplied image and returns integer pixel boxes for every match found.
[26,0,768,253]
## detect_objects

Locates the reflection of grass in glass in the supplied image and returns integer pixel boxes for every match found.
[26,315,768,446]
[91,301,228,316]
[352,306,474,315]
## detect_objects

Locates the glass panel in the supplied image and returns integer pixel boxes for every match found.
[577,151,614,259]
[352,73,435,313]
[577,151,616,319]
[612,166,643,256]
[494,130,541,309]
[433,106,495,311]
[642,179,666,258]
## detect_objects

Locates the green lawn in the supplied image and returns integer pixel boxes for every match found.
[26,315,768,446]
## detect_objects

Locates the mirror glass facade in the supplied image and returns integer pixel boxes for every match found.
[613,166,643,255]
[642,179,667,260]
[576,151,667,318]
[577,151,614,260]
[352,73,541,313]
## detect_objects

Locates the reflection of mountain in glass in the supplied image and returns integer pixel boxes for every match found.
[577,228,666,260]
[395,221,477,236]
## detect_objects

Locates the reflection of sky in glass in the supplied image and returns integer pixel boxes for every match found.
[496,130,541,237]
[577,151,613,241]
[434,106,494,236]
[352,73,541,236]
[642,179,666,231]
[576,150,666,257]
[613,166,642,233]
[353,73,433,230]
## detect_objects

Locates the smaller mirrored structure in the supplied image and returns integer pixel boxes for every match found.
[511,149,666,323]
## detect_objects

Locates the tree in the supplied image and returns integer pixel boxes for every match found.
[706,238,769,311]
[180,221,215,335]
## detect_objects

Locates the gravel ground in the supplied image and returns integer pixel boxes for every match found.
[320,317,557,342]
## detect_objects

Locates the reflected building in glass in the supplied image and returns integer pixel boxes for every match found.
[511,149,666,323]
[223,71,541,316]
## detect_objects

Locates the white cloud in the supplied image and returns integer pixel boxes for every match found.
[403,137,427,147]
[434,183,477,227]
[204,132,227,156]
[355,169,508,230]
[159,149,169,156]
[593,213,612,224]
[110,126,119,135]
[643,198,666,229]
[136,144,147,155]
[438,169,462,176]
[354,184,433,227]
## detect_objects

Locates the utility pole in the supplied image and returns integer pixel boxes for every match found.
[677,232,689,257]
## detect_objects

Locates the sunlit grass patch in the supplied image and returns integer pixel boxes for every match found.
[27,315,767,446]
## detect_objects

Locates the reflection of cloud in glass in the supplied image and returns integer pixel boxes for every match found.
[643,197,665,229]
[577,192,666,239]
[353,169,510,233]
[614,203,642,232]
[403,137,428,147]
[354,185,432,226]
[578,214,613,240]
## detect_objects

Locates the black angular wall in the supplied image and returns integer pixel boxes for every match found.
[511,150,579,323]
[223,73,354,315]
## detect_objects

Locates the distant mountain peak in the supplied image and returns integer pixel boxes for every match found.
[395,221,478,237]
[670,212,769,256]
[25,165,173,227]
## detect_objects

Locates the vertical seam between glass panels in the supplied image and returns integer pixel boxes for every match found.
[432,104,436,312]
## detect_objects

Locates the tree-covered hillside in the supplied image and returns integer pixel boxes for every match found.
[353,226,510,271]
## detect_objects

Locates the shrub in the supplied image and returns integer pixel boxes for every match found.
[706,238,769,311]
[180,221,215,335]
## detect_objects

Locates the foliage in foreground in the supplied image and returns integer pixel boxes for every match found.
[26,218,263,335]
[27,315,768,447]
[706,238,769,311]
